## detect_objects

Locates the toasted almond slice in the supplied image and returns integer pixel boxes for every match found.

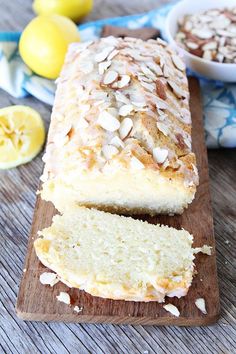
[97,111,120,132]
[103,70,118,85]
[140,64,156,80]
[39,272,59,287]
[146,61,163,76]
[163,64,170,78]
[98,61,112,75]
[107,49,119,60]
[167,80,187,98]
[203,50,213,61]
[202,41,217,51]
[156,80,167,100]
[74,306,83,313]
[156,122,169,136]
[163,304,180,317]
[186,41,199,50]
[153,147,168,164]
[155,98,168,110]
[56,292,71,305]
[119,118,133,140]
[95,46,115,62]
[110,135,125,148]
[117,75,131,88]
[102,144,119,160]
[119,104,134,117]
[140,81,155,92]
[130,156,144,170]
[79,61,94,74]
[195,298,207,314]
[192,28,213,39]
[115,92,130,104]
[171,54,186,71]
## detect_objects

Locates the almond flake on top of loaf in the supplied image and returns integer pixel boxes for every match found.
[42,36,198,191]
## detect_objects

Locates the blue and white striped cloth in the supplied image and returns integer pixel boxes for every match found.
[0,3,236,148]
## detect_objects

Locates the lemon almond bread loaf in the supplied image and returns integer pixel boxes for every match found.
[40,36,198,215]
[35,207,196,302]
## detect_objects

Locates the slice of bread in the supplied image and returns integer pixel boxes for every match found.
[34,207,195,302]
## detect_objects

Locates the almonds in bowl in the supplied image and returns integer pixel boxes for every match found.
[165,0,236,82]
[176,7,236,64]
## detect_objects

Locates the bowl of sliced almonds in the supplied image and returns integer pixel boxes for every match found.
[165,0,236,82]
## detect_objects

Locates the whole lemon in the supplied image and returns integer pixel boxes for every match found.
[33,0,93,23]
[19,15,80,79]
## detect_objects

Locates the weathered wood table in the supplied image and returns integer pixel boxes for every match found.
[0,1,235,353]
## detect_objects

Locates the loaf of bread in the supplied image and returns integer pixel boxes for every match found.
[40,36,198,215]
[34,207,195,302]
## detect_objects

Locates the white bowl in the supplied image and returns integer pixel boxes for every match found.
[165,0,236,82]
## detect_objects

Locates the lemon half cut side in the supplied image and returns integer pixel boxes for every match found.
[0,105,45,169]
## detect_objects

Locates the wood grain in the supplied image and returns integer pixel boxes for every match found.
[1,1,235,353]
[16,78,220,326]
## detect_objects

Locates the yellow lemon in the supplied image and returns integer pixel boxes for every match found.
[33,0,93,23]
[19,15,80,79]
[0,105,45,169]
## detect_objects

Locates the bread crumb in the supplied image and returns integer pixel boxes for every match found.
[163,304,180,317]
[195,298,207,314]
[194,245,212,255]
[225,240,229,245]
[40,272,59,287]
[23,268,27,273]
[74,306,83,313]
[56,292,71,305]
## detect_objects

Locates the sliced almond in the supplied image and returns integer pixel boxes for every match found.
[186,42,199,50]
[140,81,155,92]
[102,144,119,160]
[171,54,186,71]
[74,306,83,313]
[163,304,180,317]
[195,298,207,314]
[119,104,134,117]
[156,122,169,136]
[115,92,130,104]
[140,64,156,80]
[156,80,167,100]
[202,41,217,51]
[202,50,213,61]
[40,272,59,287]
[163,64,170,78]
[153,147,168,164]
[110,135,124,148]
[146,61,163,76]
[191,29,213,39]
[119,118,133,140]
[98,60,112,75]
[79,61,94,74]
[107,49,119,60]
[97,111,120,132]
[117,75,131,88]
[130,156,144,170]
[103,70,118,85]
[167,80,187,98]
[95,46,115,62]
[56,292,71,305]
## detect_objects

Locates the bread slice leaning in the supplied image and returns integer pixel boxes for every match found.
[34,207,195,302]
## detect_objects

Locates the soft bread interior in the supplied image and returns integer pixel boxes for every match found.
[41,169,196,215]
[35,207,195,302]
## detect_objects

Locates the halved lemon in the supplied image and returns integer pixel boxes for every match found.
[0,105,45,169]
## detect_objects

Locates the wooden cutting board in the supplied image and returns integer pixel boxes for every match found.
[16,77,220,326]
